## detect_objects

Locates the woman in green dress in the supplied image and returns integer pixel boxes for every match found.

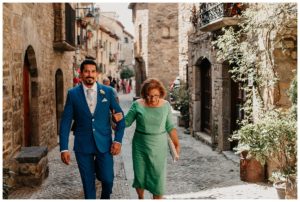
[125,78,180,199]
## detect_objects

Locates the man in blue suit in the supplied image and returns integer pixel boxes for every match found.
[59,59,125,199]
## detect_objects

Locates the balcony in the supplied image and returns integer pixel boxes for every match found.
[198,3,244,32]
[53,3,76,51]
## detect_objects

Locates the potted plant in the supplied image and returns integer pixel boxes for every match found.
[173,82,190,129]
[231,77,297,199]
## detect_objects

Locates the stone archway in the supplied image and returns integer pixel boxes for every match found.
[23,46,39,146]
[55,69,64,136]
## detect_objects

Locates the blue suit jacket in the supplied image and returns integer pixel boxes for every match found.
[59,82,125,153]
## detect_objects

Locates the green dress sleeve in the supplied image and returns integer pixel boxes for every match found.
[125,101,137,127]
[165,102,175,133]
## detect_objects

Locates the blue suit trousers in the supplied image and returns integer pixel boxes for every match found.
[75,151,114,199]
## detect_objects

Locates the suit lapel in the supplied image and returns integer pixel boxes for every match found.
[94,83,105,116]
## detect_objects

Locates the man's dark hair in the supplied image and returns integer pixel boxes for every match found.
[80,59,97,72]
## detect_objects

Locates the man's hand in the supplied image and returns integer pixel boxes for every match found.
[110,142,122,155]
[61,151,71,165]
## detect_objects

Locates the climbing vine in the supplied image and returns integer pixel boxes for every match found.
[213,3,297,125]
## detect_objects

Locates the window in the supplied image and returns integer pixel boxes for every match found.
[65,3,75,46]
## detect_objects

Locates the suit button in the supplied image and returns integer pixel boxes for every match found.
[93,129,95,131]
[92,119,95,122]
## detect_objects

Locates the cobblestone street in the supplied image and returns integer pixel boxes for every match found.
[9,90,278,199]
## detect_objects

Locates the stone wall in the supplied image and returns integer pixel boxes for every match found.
[255,23,297,112]
[3,3,74,185]
[178,3,194,82]
[148,3,179,88]
[122,31,134,69]
[133,4,149,75]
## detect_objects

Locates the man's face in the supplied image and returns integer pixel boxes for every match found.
[80,64,98,87]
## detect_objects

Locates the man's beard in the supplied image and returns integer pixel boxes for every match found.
[85,77,95,85]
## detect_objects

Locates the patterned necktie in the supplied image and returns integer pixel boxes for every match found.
[87,89,93,113]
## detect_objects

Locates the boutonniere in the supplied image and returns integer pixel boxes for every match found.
[99,89,105,95]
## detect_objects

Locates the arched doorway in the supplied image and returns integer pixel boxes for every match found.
[55,69,64,136]
[23,46,39,147]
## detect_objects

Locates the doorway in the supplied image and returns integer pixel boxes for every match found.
[23,52,31,147]
[23,46,39,146]
[230,79,244,149]
[200,59,212,134]
[55,69,64,136]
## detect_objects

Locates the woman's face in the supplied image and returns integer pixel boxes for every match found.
[146,88,160,106]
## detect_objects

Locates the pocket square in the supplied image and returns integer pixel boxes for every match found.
[102,98,108,102]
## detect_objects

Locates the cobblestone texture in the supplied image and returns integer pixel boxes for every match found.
[8,89,279,199]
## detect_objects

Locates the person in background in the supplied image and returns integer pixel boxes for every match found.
[112,78,117,89]
[108,76,115,88]
[121,79,126,94]
[103,77,119,103]
[126,79,131,94]
[116,78,120,92]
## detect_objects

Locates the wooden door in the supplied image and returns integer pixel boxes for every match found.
[55,70,64,136]
[23,63,30,147]
[201,66,211,134]
[230,80,244,149]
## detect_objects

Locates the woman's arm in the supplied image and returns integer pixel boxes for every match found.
[169,128,180,155]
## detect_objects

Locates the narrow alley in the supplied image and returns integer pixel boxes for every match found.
[3,3,297,200]
[8,91,278,199]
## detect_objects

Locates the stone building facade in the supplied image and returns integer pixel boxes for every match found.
[187,3,297,152]
[178,3,194,82]
[74,5,134,83]
[122,30,134,70]
[129,3,179,92]
[3,3,75,188]
[96,24,119,79]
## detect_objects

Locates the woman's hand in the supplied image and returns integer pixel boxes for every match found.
[112,111,123,122]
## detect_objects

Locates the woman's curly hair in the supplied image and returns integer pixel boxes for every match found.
[140,78,167,99]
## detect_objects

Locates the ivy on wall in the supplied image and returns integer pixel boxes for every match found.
[213,3,297,125]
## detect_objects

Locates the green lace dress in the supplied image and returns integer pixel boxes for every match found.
[125,100,175,195]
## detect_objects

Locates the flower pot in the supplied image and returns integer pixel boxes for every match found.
[273,181,286,199]
[240,152,265,182]
[285,175,297,199]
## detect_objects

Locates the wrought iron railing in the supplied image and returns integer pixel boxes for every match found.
[198,3,244,28]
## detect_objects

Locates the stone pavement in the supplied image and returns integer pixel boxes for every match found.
[8,90,280,200]
[120,92,279,200]
[8,132,131,199]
